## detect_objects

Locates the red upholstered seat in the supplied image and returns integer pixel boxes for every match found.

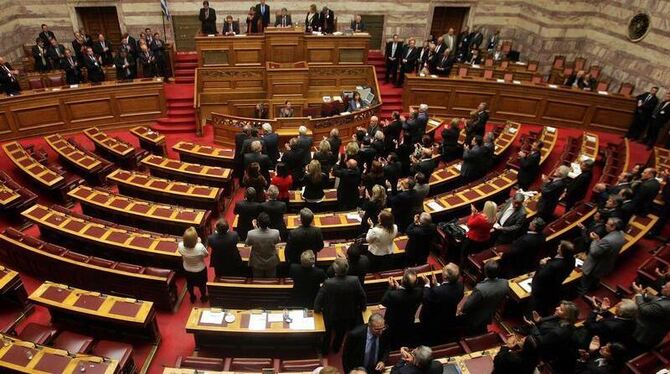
[3,227,23,240]
[28,77,45,90]
[177,356,225,371]
[92,340,135,374]
[87,256,116,268]
[18,323,59,345]
[460,332,506,353]
[226,357,278,371]
[62,251,90,262]
[432,342,465,358]
[20,235,43,249]
[52,331,94,354]
[47,74,64,87]
[626,351,666,374]
[144,267,172,277]
[280,358,324,371]
[114,262,144,273]
[41,243,67,256]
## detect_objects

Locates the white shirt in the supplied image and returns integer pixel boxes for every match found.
[178,241,208,272]
[498,203,516,226]
[366,225,398,256]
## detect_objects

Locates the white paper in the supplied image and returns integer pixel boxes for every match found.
[290,317,315,330]
[340,111,351,115]
[519,278,533,293]
[575,258,584,268]
[546,126,556,133]
[513,80,522,85]
[234,34,245,37]
[472,64,481,68]
[267,313,284,323]
[548,84,558,89]
[585,135,596,143]
[248,313,267,330]
[581,155,593,162]
[459,224,469,233]
[430,75,438,78]
[515,61,527,65]
[323,96,332,102]
[200,310,225,325]
[508,127,517,134]
[597,90,609,95]
[427,201,443,211]
[288,310,305,321]
[346,213,362,222]
[207,34,216,37]
[496,79,505,83]
[69,84,79,88]
[454,163,462,171]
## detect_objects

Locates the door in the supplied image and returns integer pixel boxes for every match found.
[430,7,469,39]
[360,15,385,50]
[172,15,201,52]
[76,7,122,46]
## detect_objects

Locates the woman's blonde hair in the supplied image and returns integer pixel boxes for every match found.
[482,201,498,224]
[345,141,359,157]
[183,227,198,248]
[307,159,323,183]
[370,184,387,205]
[319,139,331,153]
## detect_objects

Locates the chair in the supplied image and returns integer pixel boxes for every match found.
[484,58,493,67]
[52,331,95,354]
[17,323,59,345]
[618,82,635,96]
[27,76,45,90]
[589,65,601,79]
[47,74,64,87]
[503,73,513,82]
[573,57,587,71]
[500,60,509,70]
[527,61,538,72]
[626,351,667,374]
[531,75,543,84]
[483,69,494,79]
[458,67,468,78]
[563,67,574,77]
[552,55,565,70]
[176,356,225,371]
[226,357,278,372]
[460,332,506,353]
[92,340,136,374]
[432,342,465,358]
[501,41,512,54]
[596,81,610,92]
[280,358,325,371]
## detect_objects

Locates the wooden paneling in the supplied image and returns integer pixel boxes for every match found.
[0,80,166,141]
[76,6,122,46]
[172,15,201,52]
[430,6,469,39]
[360,15,384,50]
[403,75,636,133]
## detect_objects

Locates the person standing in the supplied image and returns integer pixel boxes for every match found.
[644,93,670,149]
[289,250,327,308]
[233,187,262,240]
[60,49,82,85]
[47,38,66,69]
[285,208,324,265]
[498,217,546,278]
[332,158,362,211]
[315,257,367,354]
[255,0,271,29]
[579,217,625,294]
[404,212,436,266]
[342,314,389,374]
[419,264,464,345]
[381,270,423,349]
[38,24,56,44]
[260,185,287,240]
[517,141,542,190]
[32,38,51,72]
[397,38,418,87]
[632,167,661,216]
[493,193,528,244]
[492,335,539,374]
[178,227,209,303]
[246,212,281,278]
[320,6,335,33]
[536,165,570,222]
[305,4,321,32]
[460,260,508,335]
[83,47,104,83]
[531,241,575,317]
[366,211,398,270]
[525,301,579,374]
[92,33,113,65]
[199,1,218,34]
[626,86,658,140]
[564,159,595,211]
[631,280,670,352]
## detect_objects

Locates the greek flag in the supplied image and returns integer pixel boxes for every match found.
[160,0,170,20]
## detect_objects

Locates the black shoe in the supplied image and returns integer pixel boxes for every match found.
[201,295,209,303]
[189,294,196,303]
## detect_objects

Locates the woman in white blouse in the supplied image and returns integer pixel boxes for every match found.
[178,227,209,303]
[365,210,398,270]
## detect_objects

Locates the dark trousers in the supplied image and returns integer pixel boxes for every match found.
[626,113,649,139]
[645,119,663,147]
[385,59,399,83]
[322,318,356,353]
[185,268,208,298]
[396,66,411,87]
[578,272,599,295]
[651,202,670,236]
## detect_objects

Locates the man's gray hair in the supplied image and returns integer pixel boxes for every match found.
[617,299,638,319]
[267,184,279,199]
[368,312,384,325]
[513,192,526,202]
[262,123,272,133]
[299,125,308,135]
[557,165,570,178]
[333,257,349,276]
[419,212,432,225]
[413,346,432,368]
[418,104,428,112]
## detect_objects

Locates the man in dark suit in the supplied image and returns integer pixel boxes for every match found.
[350,15,365,32]
[326,128,342,156]
[631,280,670,351]
[255,0,271,28]
[390,346,442,374]
[83,47,104,83]
[460,260,509,335]
[564,158,594,211]
[233,187,262,240]
[243,140,272,181]
[389,178,419,233]
[434,50,455,77]
[383,112,403,150]
[579,217,625,294]
[285,208,324,265]
[397,38,419,87]
[32,38,51,72]
[461,136,485,183]
[469,27,484,49]
[474,102,489,136]
[517,140,543,190]
[626,86,658,140]
[383,153,402,195]
[60,49,82,85]
[113,49,136,80]
[493,193,527,244]
[222,15,241,35]
[409,148,436,179]
[419,263,464,345]
[38,24,56,44]
[119,33,138,60]
[632,167,661,215]
[537,165,570,221]
[199,1,217,34]
[531,241,575,316]
[499,217,546,278]
[275,8,292,27]
[316,257,367,354]
[456,26,471,61]
[332,159,362,210]
[295,126,313,165]
[405,213,436,266]
[289,250,326,308]
[234,125,251,177]
[584,297,637,348]
[384,34,403,84]
[261,185,287,240]
[207,219,243,277]
[0,57,20,95]
[342,313,389,374]
[47,38,66,68]
[261,123,279,166]
[527,301,579,374]
[381,270,423,349]
[320,6,335,33]
[92,33,113,65]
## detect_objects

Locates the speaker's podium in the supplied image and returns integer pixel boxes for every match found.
[264,27,305,63]
[266,61,309,98]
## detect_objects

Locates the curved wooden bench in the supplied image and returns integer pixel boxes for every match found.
[44,134,114,185]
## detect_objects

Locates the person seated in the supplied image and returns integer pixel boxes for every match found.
[493,193,528,244]
[575,338,627,374]
[350,15,365,32]
[222,15,240,35]
[584,297,637,349]
[347,92,367,112]
[465,48,481,65]
[275,8,292,27]
[564,69,585,88]
[461,201,497,264]
[390,346,442,374]
[289,250,326,308]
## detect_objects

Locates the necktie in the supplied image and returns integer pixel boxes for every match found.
[406,48,412,58]
[69,58,74,67]
[206,9,209,19]
[57,48,62,57]
[644,95,651,103]
[366,336,377,369]
[392,43,396,56]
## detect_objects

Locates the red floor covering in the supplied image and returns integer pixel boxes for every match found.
[0,106,665,372]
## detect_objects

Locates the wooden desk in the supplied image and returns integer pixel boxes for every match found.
[173,141,235,168]
[0,334,118,374]
[232,210,362,240]
[106,169,225,213]
[403,74,635,134]
[186,307,325,354]
[21,204,182,270]
[68,185,211,239]
[29,282,159,342]
[84,127,145,169]
[0,78,167,142]
[130,126,167,156]
[0,170,37,222]
[141,155,233,194]
[3,141,64,188]
[433,348,499,374]
[44,134,112,185]
[0,266,28,307]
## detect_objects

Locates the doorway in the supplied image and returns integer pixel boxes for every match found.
[360,15,385,50]
[76,7,122,45]
[430,6,469,39]
[172,15,201,52]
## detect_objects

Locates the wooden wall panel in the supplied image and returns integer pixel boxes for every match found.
[496,95,540,118]
[13,105,64,130]
[0,112,11,135]
[116,94,162,117]
[543,101,589,124]
[66,99,115,123]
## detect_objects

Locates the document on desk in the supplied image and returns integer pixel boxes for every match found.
[454,163,462,171]
[200,310,225,325]
[426,200,442,211]
[249,313,268,330]
[268,313,284,323]
[519,277,533,293]
[290,317,315,330]
[346,213,362,222]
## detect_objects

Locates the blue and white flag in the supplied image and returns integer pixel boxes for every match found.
[160,0,170,20]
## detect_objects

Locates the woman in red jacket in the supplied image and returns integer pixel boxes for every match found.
[462,200,497,264]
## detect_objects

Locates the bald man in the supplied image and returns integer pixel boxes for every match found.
[419,263,464,345]
[632,168,660,216]
[333,158,362,210]
[405,213,437,266]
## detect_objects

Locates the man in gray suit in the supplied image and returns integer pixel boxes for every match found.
[460,260,508,335]
[493,192,528,244]
[631,280,670,352]
[579,217,625,294]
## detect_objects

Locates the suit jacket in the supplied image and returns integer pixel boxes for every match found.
[289,264,327,308]
[582,230,624,278]
[517,150,541,188]
[304,12,321,31]
[285,226,324,264]
[92,40,113,64]
[632,178,661,216]
[199,7,217,34]
[255,3,271,27]
[350,21,365,32]
[565,170,593,205]
[207,230,242,276]
[462,277,509,330]
[435,54,455,76]
[461,145,485,180]
[433,42,447,58]
[389,189,420,232]
[83,55,105,82]
[420,280,464,330]
[470,32,484,48]
[385,41,403,61]
[537,177,569,218]
[48,44,66,65]
[500,232,545,278]
[530,315,577,373]
[486,35,500,51]
[635,92,659,117]
[390,360,442,374]
[39,31,55,44]
[492,346,537,374]
[585,310,635,347]
[320,9,335,33]
[315,275,366,323]
[32,45,51,71]
[440,126,461,160]
[60,57,82,85]
[381,286,423,333]
[262,133,279,163]
[114,54,135,80]
[222,21,240,35]
[400,46,419,72]
[326,135,341,156]
[275,15,292,27]
[342,324,390,374]
[405,223,436,264]
[296,135,313,165]
[260,199,287,236]
[410,158,436,178]
[633,294,670,347]
[332,165,362,209]
[233,200,262,240]
[495,199,527,244]
[531,256,575,306]
[234,132,249,159]
[243,152,272,181]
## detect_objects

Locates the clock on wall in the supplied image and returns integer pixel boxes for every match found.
[627,12,651,42]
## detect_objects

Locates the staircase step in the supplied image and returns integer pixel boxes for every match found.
[175,69,194,77]
[175,53,198,63]
[167,109,196,117]
[382,97,402,104]
[168,101,194,109]
[150,123,197,134]
[175,76,195,84]
[175,62,198,69]
[156,117,195,125]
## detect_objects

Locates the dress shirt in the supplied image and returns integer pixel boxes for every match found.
[364,328,379,367]
[498,203,516,226]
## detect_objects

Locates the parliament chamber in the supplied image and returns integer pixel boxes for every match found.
[0,1,670,374]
